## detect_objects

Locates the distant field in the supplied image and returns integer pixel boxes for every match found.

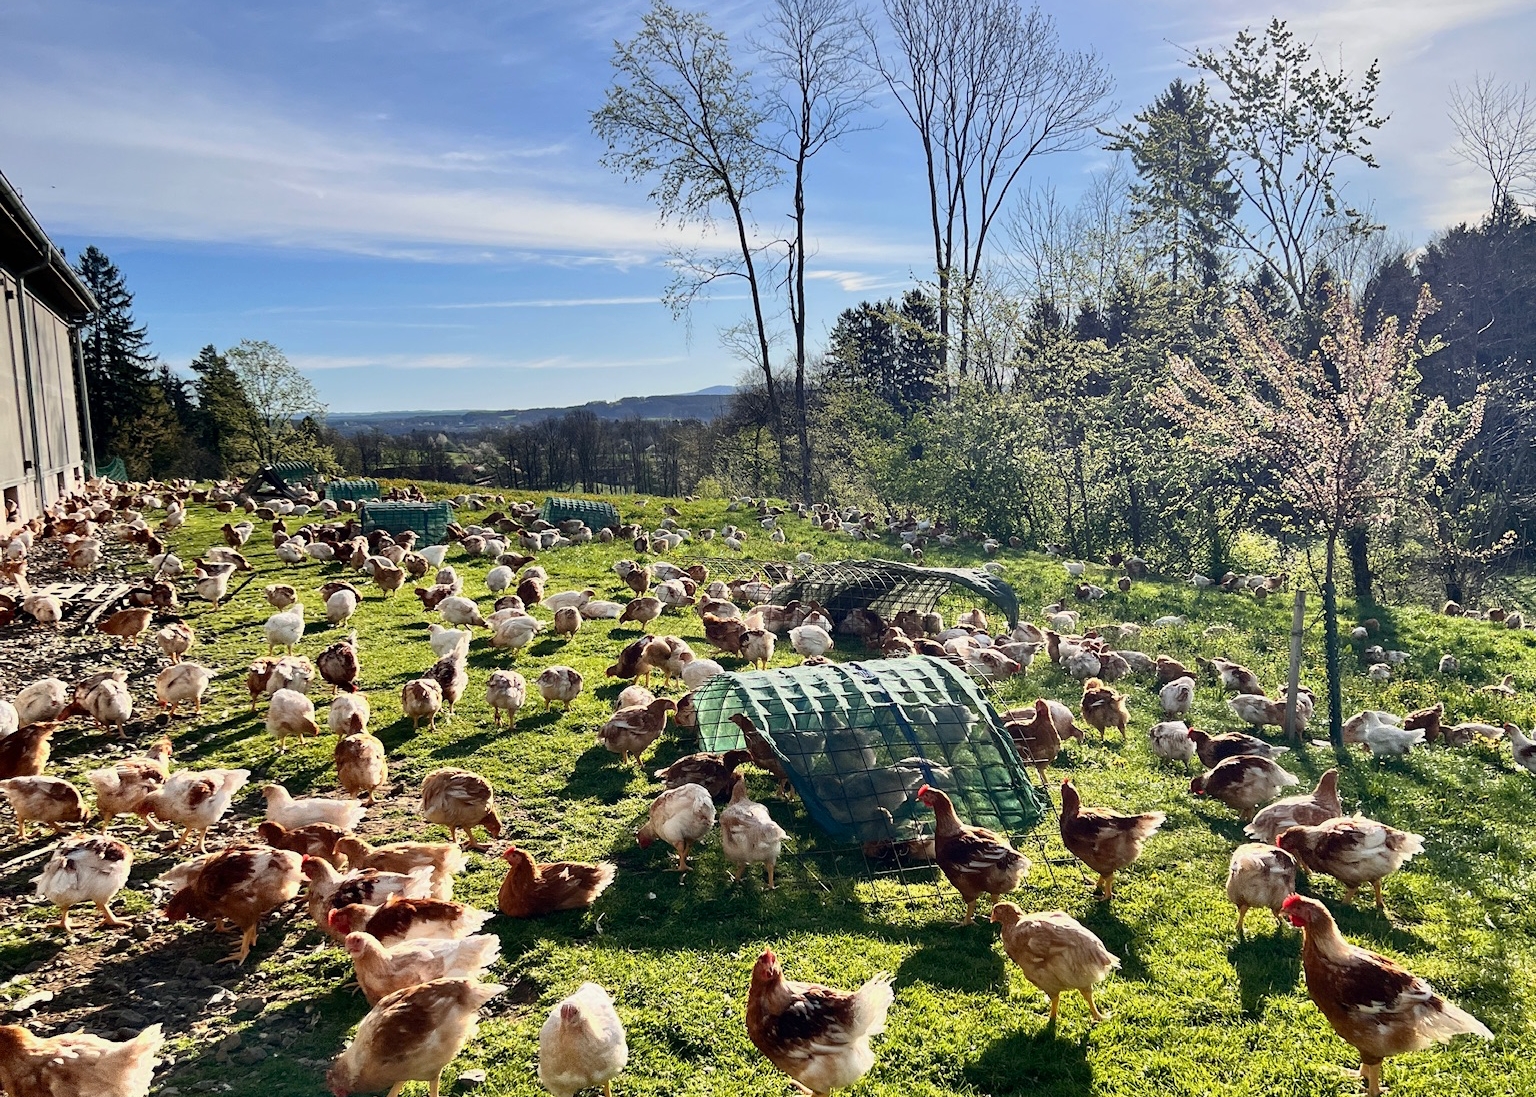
[3,489,1535,1097]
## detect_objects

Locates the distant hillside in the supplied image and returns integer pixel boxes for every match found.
[327,388,734,435]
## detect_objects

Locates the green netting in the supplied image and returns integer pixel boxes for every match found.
[769,559,1019,628]
[271,460,316,479]
[327,478,381,503]
[360,500,453,543]
[95,456,126,481]
[540,496,621,530]
[694,656,1044,845]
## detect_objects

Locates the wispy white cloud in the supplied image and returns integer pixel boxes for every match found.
[289,351,687,371]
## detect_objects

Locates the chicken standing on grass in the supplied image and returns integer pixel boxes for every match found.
[1284,894,1492,1097]
[345,931,501,1006]
[1226,843,1299,936]
[1245,769,1343,844]
[719,775,787,889]
[746,949,894,1097]
[539,982,629,1097]
[1278,816,1425,913]
[916,784,1029,924]
[990,904,1120,1023]
[636,783,715,872]
[31,835,133,930]
[419,768,502,849]
[1059,778,1164,900]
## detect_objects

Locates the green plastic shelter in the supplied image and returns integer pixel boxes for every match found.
[769,558,1020,628]
[360,500,454,544]
[694,656,1045,845]
[540,496,621,530]
[327,478,381,503]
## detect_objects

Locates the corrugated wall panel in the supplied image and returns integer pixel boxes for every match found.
[0,272,29,485]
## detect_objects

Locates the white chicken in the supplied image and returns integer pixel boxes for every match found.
[263,602,306,655]
[155,662,214,717]
[16,677,69,727]
[143,768,251,851]
[636,783,715,872]
[1159,676,1195,717]
[680,658,725,691]
[31,835,134,930]
[329,689,372,737]
[266,688,320,752]
[539,982,629,1097]
[438,596,485,627]
[719,776,787,888]
[1147,720,1196,765]
[326,588,359,626]
[262,783,366,831]
[428,623,472,659]
[486,670,528,728]
[789,624,834,660]
[345,931,501,1007]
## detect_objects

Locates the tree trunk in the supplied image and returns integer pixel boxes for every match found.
[1323,532,1344,748]
[1345,523,1372,605]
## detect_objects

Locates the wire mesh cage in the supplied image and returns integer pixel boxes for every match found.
[326,478,380,503]
[689,656,1050,911]
[360,500,454,544]
[541,496,621,531]
[685,557,1020,629]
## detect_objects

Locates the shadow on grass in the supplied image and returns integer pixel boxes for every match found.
[1228,928,1300,1018]
[965,1021,1093,1095]
[895,930,1008,992]
[562,744,641,804]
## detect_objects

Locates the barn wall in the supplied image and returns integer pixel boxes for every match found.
[0,269,85,523]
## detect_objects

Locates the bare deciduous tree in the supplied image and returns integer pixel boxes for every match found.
[870,0,1114,373]
[592,2,785,472]
[758,0,871,502]
[1448,73,1536,211]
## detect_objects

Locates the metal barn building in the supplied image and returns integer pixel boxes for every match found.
[0,170,96,524]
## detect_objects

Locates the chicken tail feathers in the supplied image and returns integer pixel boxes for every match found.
[851,973,895,1039]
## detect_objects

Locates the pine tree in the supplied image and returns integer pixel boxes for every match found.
[1107,79,1239,288]
[189,344,258,472]
[74,246,155,463]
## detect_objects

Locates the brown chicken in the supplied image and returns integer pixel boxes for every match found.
[1245,769,1343,844]
[1079,678,1129,741]
[605,637,649,681]
[1283,895,1491,1096]
[327,895,495,948]
[703,612,746,655]
[0,1022,163,1097]
[419,768,502,848]
[326,978,504,1097]
[0,725,53,779]
[1225,843,1298,936]
[1277,816,1425,912]
[333,837,464,900]
[653,748,752,801]
[1405,702,1444,744]
[97,607,154,645]
[164,846,304,964]
[1155,655,1194,684]
[990,904,1120,1023]
[334,731,388,802]
[258,820,347,866]
[1188,728,1291,768]
[596,699,676,766]
[1059,778,1164,899]
[1003,698,1061,783]
[746,949,894,1097]
[317,636,360,694]
[915,784,1030,924]
[729,713,792,796]
[0,776,87,838]
[1190,755,1299,820]
[496,844,616,918]
[303,861,435,933]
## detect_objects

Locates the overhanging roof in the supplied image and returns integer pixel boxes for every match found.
[0,169,96,321]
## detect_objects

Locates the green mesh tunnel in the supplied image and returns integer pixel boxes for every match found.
[540,496,621,530]
[694,656,1045,845]
[769,559,1020,628]
[360,500,454,544]
[326,478,380,503]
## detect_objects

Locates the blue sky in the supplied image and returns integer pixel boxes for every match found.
[4,0,1533,412]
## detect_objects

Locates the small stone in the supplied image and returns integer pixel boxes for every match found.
[131,924,153,940]
[234,996,264,1014]
[456,1069,487,1088]
[216,1033,241,1053]
[236,1047,266,1065]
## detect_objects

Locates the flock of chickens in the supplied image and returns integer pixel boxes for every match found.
[0,484,1525,1097]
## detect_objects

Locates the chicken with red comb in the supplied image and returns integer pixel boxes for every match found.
[915,784,1029,925]
[1283,894,1491,1096]
[746,948,894,1097]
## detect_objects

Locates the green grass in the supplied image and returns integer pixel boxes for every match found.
[7,488,1536,1097]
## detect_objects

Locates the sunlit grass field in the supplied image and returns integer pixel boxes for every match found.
[5,486,1536,1097]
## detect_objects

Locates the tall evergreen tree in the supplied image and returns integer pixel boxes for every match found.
[1107,79,1239,288]
[74,246,155,463]
[826,290,943,414]
[189,344,258,472]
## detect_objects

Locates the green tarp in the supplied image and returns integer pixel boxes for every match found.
[360,500,453,544]
[694,656,1045,845]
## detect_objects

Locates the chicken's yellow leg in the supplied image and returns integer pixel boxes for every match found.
[1080,986,1108,1022]
[97,902,127,928]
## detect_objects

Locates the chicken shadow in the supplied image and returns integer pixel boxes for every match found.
[561,744,644,804]
[894,929,1008,993]
[964,1022,1093,1096]
[1074,905,1149,983]
[1228,927,1300,1018]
